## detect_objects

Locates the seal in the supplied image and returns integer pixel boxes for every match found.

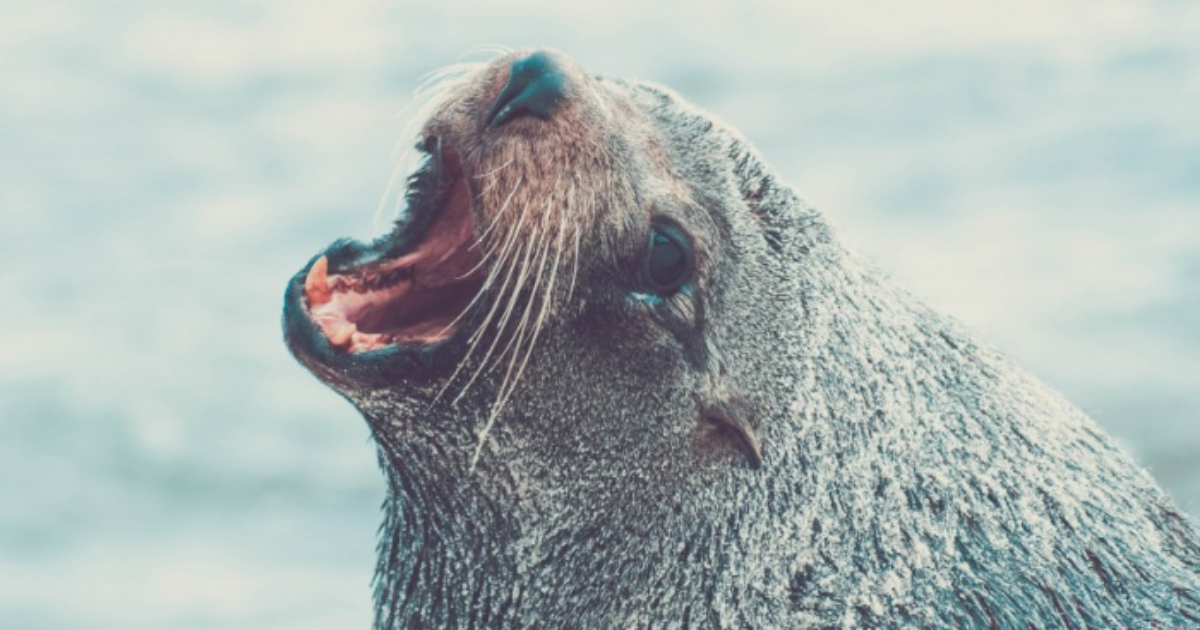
[282,49,1200,627]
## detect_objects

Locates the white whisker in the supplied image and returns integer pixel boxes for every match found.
[470,175,525,256]
[469,177,566,469]
[462,44,513,59]
[432,220,531,406]
[450,211,544,407]
[473,158,515,181]
[433,179,541,406]
[489,180,558,362]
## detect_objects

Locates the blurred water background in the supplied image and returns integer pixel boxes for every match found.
[1,1,1198,627]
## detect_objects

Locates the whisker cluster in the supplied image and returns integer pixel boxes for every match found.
[385,55,590,468]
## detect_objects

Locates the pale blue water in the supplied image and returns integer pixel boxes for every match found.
[2,1,1198,627]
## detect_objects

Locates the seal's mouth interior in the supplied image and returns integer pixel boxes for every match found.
[302,146,485,354]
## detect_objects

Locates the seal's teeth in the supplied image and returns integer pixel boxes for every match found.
[329,322,356,349]
[350,330,390,353]
[305,256,332,306]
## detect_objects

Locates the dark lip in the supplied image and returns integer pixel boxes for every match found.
[281,136,484,391]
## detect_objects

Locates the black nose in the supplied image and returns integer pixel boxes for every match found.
[485,51,568,128]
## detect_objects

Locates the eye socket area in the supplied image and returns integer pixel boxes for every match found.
[638,221,694,295]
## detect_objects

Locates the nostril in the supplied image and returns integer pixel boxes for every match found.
[486,51,568,128]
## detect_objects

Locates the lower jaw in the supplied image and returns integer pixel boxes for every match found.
[284,267,485,390]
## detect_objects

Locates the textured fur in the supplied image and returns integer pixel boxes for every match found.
[291,50,1200,628]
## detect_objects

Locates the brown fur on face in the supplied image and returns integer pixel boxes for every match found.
[402,52,725,452]
[420,51,718,310]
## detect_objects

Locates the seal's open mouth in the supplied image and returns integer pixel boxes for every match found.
[283,138,486,376]
[306,148,483,353]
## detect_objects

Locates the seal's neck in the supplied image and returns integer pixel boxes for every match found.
[368,432,525,628]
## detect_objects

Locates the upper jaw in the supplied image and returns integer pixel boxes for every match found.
[282,137,487,391]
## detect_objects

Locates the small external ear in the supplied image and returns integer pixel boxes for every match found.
[693,338,762,469]
[699,396,762,470]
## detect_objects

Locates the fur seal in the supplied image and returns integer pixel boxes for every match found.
[282,49,1200,628]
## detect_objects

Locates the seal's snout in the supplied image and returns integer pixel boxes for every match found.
[485,51,568,128]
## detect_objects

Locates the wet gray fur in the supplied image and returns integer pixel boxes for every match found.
[348,75,1200,628]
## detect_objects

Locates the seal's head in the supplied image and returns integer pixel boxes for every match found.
[283,49,788,477]
[283,50,1200,627]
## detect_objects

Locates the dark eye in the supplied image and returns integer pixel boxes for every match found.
[640,222,694,294]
